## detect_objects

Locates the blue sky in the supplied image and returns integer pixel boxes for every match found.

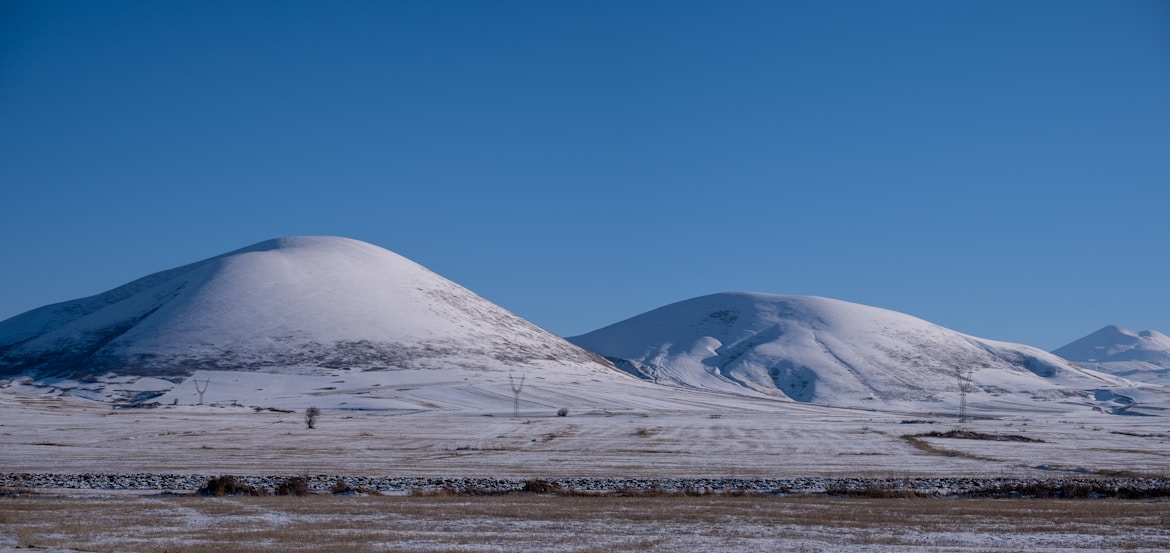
[1,0,1167,350]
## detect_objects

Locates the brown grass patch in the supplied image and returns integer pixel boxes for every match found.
[2,493,1169,552]
[902,433,999,461]
[920,429,1045,442]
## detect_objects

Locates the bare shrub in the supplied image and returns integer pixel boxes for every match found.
[0,485,34,497]
[556,407,569,417]
[305,406,321,429]
[198,475,264,497]
[523,479,562,494]
[327,480,383,496]
[274,476,311,496]
[331,480,354,494]
[825,483,923,498]
[985,480,1170,499]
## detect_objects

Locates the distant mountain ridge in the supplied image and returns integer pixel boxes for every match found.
[1052,325,1170,387]
[1053,325,1170,366]
[569,292,1163,414]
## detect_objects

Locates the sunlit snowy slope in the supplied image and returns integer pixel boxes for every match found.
[0,237,670,409]
[569,292,1167,415]
[1053,325,1170,387]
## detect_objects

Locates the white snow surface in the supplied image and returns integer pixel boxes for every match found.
[0,236,637,405]
[1053,325,1170,386]
[569,292,1168,415]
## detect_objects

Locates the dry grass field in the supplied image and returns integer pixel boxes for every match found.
[2,493,1169,552]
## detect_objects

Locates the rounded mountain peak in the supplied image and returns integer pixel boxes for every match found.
[0,236,606,380]
[1054,325,1170,366]
[570,291,1104,407]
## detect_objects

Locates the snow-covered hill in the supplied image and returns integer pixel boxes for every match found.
[569,292,1166,415]
[1052,325,1170,387]
[0,237,668,409]
[3,240,1165,416]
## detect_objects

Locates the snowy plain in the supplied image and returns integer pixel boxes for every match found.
[3,388,1170,553]
[3,385,1168,479]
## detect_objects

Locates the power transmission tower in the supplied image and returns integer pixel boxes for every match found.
[956,367,974,424]
[509,373,525,418]
[194,378,210,405]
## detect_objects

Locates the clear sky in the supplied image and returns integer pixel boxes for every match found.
[1,1,1167,351]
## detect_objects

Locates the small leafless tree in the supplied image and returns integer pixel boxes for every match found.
[305,406,321,429]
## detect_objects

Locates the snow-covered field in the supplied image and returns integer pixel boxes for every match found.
[3,391,1167,478]
[3,362,1169,553]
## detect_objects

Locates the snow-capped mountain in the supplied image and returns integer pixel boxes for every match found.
[569,292,1164,415]
[1052,325,1170,386]
[3,239,1164,416]
[0,237,649,408]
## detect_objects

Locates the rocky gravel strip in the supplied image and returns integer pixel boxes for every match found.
[4,473,1170,498]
